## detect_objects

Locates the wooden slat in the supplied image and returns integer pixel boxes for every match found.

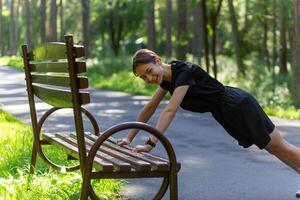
[58,134,131,172]
[33,85,90,108]
[32,42,67,61]
[75,135,152,172]
[84,134,169,171]
[29,61,86,73]
[86,133,181,171]
[42,132,114,172]
[74,45,85,58]
[31,74,88,89]
[87,133,169,163]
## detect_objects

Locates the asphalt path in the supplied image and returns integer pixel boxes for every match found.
[1,66,300,200]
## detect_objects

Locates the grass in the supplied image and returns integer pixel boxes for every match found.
[0,109,122,199]
[1,55,300,120]
[0,56,23,71]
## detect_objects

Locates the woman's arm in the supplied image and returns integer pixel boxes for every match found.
[117,87,167,145]
[133,85,189,152]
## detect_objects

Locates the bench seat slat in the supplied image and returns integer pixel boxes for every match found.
[33,85,90,108]
[42,132,114,172]
[57,134,131,172]
[81,136,152,172]
[87,133,169,163]
[86,134,182,171]
[83,134,169,171]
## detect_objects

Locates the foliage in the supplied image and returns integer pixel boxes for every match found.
[0,56,23,71]
[0,110,122,199]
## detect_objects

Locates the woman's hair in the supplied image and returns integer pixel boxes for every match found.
[132,49,160,76]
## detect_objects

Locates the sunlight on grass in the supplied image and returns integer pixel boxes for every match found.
[0,110,123,199]
[0,56,23,71]
[1,55,300,120]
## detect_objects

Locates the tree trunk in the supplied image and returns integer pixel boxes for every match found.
[14,0,20,53]
[108,6,123,56]
[271,0,278,69]
[201,0,210,73]
[9,0,18,55]
[176,0,187,60]
[49,0,57,41]
[147,0,155,51]
[81,0,90,56]
[24,0,31,47]
[193,1,204,64]
[165,0,172,58]
[279,0,288,74]
[0,0,3,55]
[59,0,64,41]
[40,0,46,43]
[263,2,270,69]
[244,0,249,32]
[292,0,300,107]
[228,0,245,76]
[210,0,223,78]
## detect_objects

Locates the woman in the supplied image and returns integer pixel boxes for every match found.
[117,48,300,176]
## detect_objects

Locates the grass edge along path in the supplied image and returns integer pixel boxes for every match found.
[0,109,123,200]
[1,56,300,120]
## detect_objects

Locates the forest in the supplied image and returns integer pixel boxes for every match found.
[1,0,300,119]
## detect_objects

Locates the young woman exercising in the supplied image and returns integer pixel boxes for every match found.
[117,49,300,180]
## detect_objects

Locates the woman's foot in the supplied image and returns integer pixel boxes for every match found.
[296,190,300,198]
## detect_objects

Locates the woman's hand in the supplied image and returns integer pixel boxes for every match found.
[117,138,131,146]
[132,144,153,153]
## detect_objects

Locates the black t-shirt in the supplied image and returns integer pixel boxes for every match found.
[160,60,225,113]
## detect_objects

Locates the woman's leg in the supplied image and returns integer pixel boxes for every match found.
[264,129,300,173]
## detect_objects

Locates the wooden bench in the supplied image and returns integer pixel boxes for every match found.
[22,35,180,200]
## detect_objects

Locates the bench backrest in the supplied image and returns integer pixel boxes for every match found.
[22,35,89,170]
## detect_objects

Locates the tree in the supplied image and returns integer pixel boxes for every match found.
[24,0,31,46]
[40,0,46,42]
[9,0,18,55]
[49,0,57,41]
[210,0,223,78]
[292,0,300,107]
[279,0,288,74]
[193,1,205,64]
[202,0,210,73]
[271,0,277,68]
[228,0,245,76]
[81,0,90,56]
[165,0,172,57]
[59,0,64,41]
[262,1,270,69]
[176,0,187,60]
[147,0,155,51]
[0,0,3,55]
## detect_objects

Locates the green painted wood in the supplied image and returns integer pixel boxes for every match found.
[32,42,67,61]
[29,61,86,73]
[31,74,88,89]
[33,85,90,108]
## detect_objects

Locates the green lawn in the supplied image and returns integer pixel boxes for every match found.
[0,109,122,200]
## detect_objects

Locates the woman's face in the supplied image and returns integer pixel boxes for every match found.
[135,62,163,85]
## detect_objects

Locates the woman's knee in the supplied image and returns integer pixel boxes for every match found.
[264,129,289,155]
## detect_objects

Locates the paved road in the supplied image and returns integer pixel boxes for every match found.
[1,66,300,200]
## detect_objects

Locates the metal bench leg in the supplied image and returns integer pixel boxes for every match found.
[30,142,37,174]
[169,173,178,200]
[153,177,169,200]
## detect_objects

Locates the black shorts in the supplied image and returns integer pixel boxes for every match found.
[212,86,275,149]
